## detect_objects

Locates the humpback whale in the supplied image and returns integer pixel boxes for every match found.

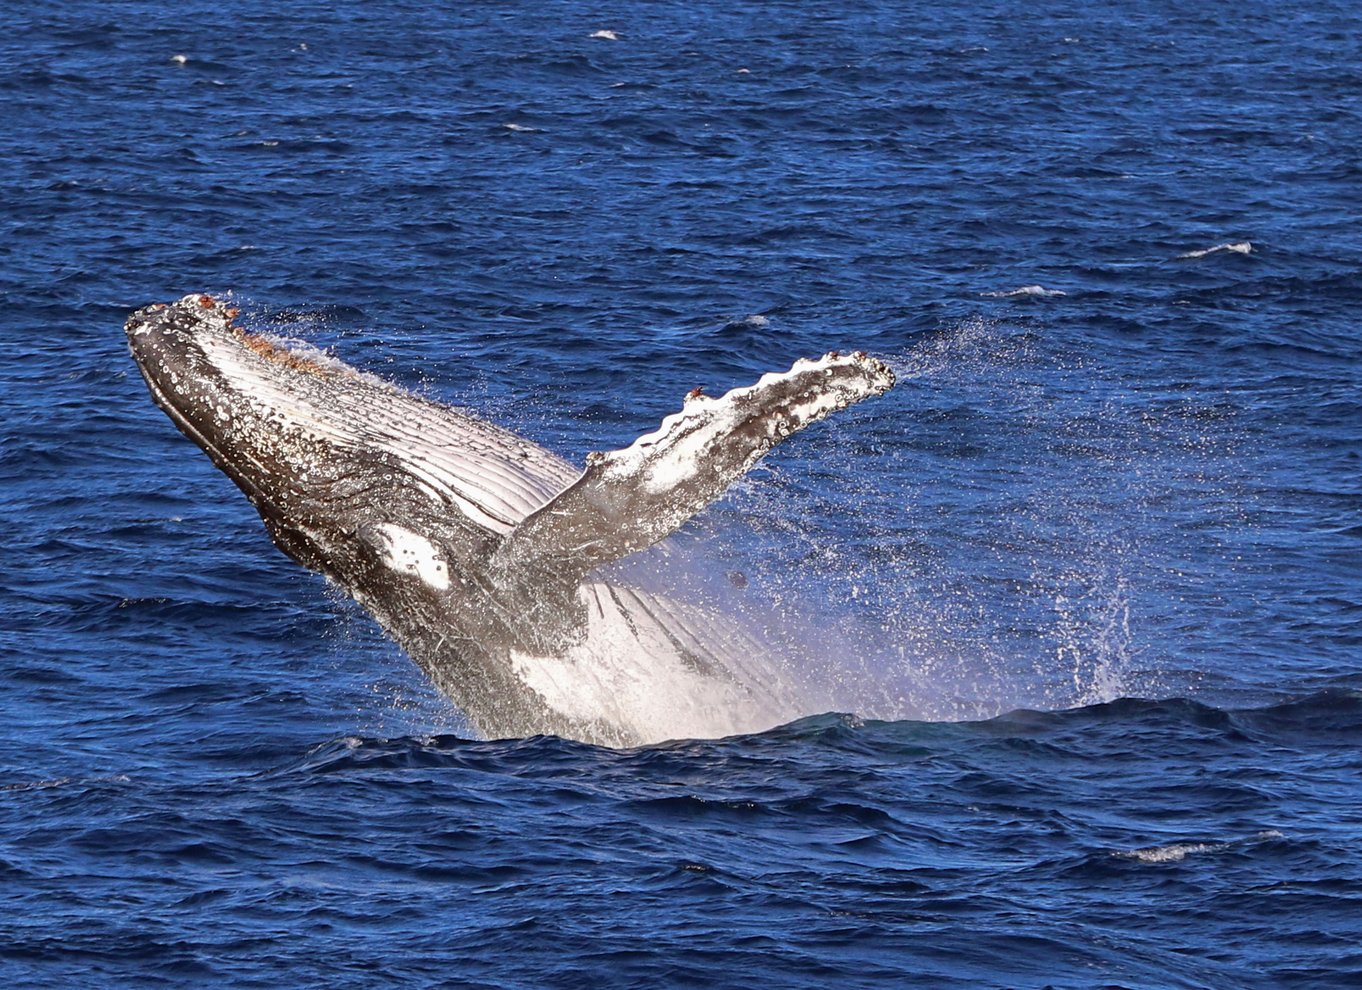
[125,295,894,746]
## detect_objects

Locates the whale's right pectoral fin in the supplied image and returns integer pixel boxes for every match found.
[490,351,894,590]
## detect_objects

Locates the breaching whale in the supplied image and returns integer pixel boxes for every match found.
[125,295,894,746]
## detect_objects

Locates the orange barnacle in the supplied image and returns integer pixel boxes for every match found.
[686,386,704,400]
[225,307,240,319]
[828,350,840,359]
[241,334,277,360]
[238,330,332,378]
[198,294,215,308]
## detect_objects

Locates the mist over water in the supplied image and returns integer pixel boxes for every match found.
[636,313,1250,728]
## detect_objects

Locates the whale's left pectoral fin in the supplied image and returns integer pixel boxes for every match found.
[491,351,894,588]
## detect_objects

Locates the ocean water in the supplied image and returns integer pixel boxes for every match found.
[3,1,1361,986]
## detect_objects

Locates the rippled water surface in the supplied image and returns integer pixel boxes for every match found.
[3,2,1360,987]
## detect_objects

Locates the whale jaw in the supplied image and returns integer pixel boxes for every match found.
[126,294,895,745]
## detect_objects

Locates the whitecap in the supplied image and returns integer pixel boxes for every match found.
[2,773,132,793]
[503,123,538,133]
[1119,840,1223,863]
[1179,241,1252,259]
[170,53,188,64]
[981,285,1067,298]
[1116,829,1282,863]
[590,30,620,41]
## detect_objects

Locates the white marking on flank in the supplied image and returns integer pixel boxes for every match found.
[375,523,450,590]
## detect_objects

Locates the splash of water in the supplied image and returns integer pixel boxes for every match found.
[684,315,1248,725]
[309,312,1247,739]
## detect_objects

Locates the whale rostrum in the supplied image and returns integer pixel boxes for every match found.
[126,294,895,746]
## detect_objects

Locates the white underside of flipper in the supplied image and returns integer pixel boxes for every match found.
[492,349,895,587]
[600,352,894,494]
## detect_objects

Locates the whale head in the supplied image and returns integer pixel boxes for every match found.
[124,295,578,591]
[126,296,341,527]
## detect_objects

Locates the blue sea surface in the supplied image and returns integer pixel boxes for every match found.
[3,1,1361,986]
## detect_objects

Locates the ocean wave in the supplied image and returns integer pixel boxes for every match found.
[1,773,132,794]
[1116,830,1284,863]
[1179,241,1252,259]
[272,689,1362,779]
[8,3,1361,985]
[981,284,1067,298]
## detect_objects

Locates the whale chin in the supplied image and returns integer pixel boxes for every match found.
[126,294,894,746]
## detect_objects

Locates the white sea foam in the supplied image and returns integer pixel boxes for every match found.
[589,29,620,41]
[1,773,131,793]
[1117,830,1282,863]
[1120,840,1222,863]
[982,285,1067,298]
[503,123,538,133]
[1179,241,1252,259]
[170,53,188,65]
